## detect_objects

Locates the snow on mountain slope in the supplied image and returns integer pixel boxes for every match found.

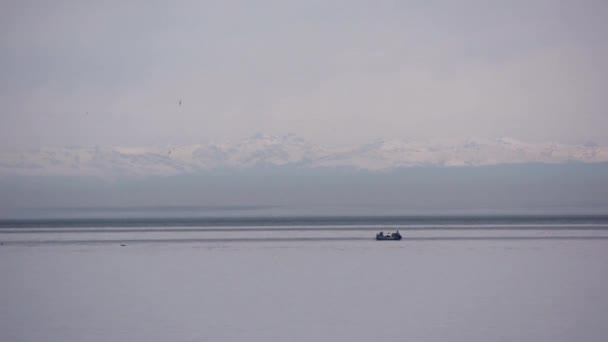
[0,135,606,178]
[0,146,192,179]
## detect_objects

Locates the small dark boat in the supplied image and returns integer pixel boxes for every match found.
[376,230,402,241]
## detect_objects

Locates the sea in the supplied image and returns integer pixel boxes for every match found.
[1,214,608,341]
[1,214,608,244]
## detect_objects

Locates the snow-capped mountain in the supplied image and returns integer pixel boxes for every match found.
[1,134,607,178]
[185,133,326,168]
[312,137,608,170]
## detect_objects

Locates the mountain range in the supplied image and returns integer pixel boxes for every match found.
[1,134,607,178]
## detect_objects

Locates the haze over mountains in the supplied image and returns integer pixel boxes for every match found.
[1,134,607,179]
[1,133,607,217]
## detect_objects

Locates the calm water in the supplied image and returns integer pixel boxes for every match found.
[2,215,608,341]
[2,215,608,229]
[1,215,608,245]
[2,220,608,342]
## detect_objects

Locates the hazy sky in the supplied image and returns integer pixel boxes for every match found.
[1,0,607,148]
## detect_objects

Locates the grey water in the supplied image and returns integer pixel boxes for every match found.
[2,214,608,229]
[3,214,608,342]
[2,214,608,245]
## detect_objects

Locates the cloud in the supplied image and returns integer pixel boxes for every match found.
[1,0,607,148]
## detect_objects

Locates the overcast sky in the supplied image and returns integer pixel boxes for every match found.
[1,0,607,148]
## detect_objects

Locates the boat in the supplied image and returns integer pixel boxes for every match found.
[376,231,402,240]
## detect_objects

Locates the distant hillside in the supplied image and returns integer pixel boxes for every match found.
[1,163,607,218]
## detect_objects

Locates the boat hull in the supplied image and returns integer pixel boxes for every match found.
[376,235,402,241]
